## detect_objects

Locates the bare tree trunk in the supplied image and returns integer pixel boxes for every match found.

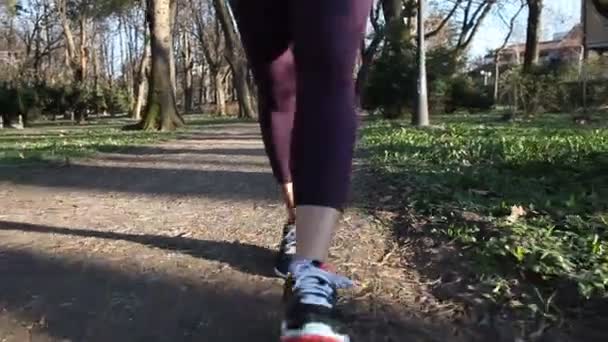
[494,3,525,103]
[213,68,227,115]
[214,0,255,118]
[199,67,205,108]
[142,0,184,131]
[524,0,543,72]
[108,33,115,90]
[229,63,254,117]
[78,17,88,84]
[57,0,88,122]
[452,0,496,59]
[133,39,151,120]
[92,39,100,116]
[494,55,500,103]
[182,32,194,113]
[382,0,408,49]
[169,0,178,96]
[122,16,136,111]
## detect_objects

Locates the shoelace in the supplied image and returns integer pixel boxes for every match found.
[292,262,353,309]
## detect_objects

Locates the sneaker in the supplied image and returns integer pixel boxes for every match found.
[280,260,353,342]
[275,223,296,278]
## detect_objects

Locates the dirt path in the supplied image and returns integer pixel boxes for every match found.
[0,123,474,342]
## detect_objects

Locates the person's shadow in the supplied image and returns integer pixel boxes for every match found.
[0,247,281,341]
[0,220,277,278]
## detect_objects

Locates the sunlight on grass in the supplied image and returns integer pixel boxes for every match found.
[0,114,242,164]
[361,112,608,313]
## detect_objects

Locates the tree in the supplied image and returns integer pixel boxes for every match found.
[193,0,228,115]
[214,0,255,118]
[381,0,414,51]
[356,1,384,105]
[180,29,194,113]
[493,1,525,102]
[452,0,497,57]
[141,0,184,131]
[523,0,543,72]
[132,36,150,120]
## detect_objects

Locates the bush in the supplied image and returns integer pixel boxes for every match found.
[364,45,492,118]
[45,84,75,118]
[446,76,494,113]
[364,41,417,118]
[500,62,608,116]
[0,82,133,123]
[103,86,130,114]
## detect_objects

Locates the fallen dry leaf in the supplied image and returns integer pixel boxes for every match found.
[507,205,526,223]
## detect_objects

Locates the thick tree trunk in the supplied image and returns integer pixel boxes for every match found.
[133,40,151,120]
[232,63,255,118]
[142,0,184,131]
[524,0,543,72]
[214,0,255,118]
[382,0,409,49]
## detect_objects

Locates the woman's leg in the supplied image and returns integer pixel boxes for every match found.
[231,0,297,277]
[281,1,372,341]
[231,0,296,223]
[290,0,371,261]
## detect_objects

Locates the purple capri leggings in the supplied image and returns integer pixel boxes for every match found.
[232,0,372,209]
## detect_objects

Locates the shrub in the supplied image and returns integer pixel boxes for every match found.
[364,41,417,118]
[446,75,494,113]
[103,86,130,114]
[364,45,492,118]
[500,61,608,116]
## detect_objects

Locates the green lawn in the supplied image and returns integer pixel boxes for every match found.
[0,114,247,165]
[361,112,608,317]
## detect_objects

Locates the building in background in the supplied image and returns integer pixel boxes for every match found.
[484,25,584,67]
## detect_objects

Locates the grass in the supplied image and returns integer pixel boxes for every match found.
[0,114,246,165]
[361,112,608,319]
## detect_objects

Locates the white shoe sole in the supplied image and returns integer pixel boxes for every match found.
[280,322,350,342]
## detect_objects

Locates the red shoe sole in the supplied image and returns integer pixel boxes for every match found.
[281,336,344,342]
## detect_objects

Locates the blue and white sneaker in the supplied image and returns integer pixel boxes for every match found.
[280,260,353,342]
[275,223,296,278]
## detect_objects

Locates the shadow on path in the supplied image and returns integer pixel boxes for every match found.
[0,221,463,342]
[0,164,276,201]
[0,247,280,342]
[106,146,268,157]
[0,221,276,278]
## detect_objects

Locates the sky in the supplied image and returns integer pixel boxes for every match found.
[470,0,582,57]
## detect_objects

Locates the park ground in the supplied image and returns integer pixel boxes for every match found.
[0,113,607,341]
